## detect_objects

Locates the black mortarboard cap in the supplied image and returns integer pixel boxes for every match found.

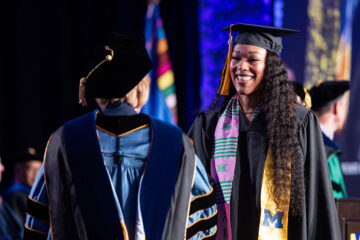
[8,147,42,164]
[218,23,299,96]
[309,80,350,111]
[223,23,299,55]
[82,32,153,99]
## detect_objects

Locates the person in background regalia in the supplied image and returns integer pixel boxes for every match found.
[309,80,350,198]
[189,23,341,240]
[0,156,23,239]
[3,147,42,224]
[24,33,217,240]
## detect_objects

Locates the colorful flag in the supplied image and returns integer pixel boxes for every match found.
[335,0,359,80]
[142,2,177,124]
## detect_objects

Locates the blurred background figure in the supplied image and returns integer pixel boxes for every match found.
[3,147,42,224]
[0,156,23,239]
[309,80,350,198]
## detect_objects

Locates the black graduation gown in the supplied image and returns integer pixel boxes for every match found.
[188,104,341,240]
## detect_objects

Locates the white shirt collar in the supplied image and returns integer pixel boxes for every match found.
[320,124,334,140]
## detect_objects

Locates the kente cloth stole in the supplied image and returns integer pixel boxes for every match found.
[211,93,291,240]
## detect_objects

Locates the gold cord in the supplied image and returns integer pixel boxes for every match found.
[79,45,114,106]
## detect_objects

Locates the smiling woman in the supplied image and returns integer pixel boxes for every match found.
[189,23,341,240]
[230,44,267,117]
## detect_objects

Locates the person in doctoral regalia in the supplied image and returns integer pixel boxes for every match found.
[188,23,341,240]
[309,80,350,198]
[24,33,217,240]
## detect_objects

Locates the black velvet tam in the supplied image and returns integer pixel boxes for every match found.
[223,23,299,55]
[309,80,350,111]
[83,32,153,98]
[7,147,42,163]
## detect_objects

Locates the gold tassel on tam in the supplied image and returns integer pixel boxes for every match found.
[78,45,114,106]
[217,25,233,96]
[79,77,88,106]
[303,88,312,109]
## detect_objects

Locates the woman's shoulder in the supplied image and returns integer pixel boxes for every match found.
[194,107,223,128]
[198,106,223,119]
[189,107,224,139]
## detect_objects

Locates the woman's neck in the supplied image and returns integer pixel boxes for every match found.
[238,91,264,119]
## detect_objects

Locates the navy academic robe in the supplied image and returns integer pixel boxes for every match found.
[25,111,217,240]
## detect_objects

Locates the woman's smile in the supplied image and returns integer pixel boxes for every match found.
[234,73,255,83]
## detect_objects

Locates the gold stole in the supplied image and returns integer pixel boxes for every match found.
[258,149,291,240]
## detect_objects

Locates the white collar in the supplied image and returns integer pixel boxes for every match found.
[320,124,334,140]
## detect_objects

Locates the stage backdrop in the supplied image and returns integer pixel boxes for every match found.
[198,0,272,110]
[337,0,360,198]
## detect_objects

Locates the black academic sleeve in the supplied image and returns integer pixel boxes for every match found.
[188,109,221,173]
[43,127,87,240]
[162,133,196,239]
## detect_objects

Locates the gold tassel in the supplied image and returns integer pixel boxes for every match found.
[79,77,88,106]
[217,25,233,96]
[303,88,312,109]
[78,45,114,106]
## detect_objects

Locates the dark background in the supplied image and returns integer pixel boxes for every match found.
[0,0,200,189]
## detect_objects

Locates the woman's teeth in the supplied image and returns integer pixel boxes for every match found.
[237,75,253,81]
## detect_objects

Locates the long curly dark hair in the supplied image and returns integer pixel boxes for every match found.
[211,50,304,216]
[263,51,304,216]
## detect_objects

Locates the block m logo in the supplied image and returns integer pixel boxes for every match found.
[262,209,284,229]
[350,233,360,240]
